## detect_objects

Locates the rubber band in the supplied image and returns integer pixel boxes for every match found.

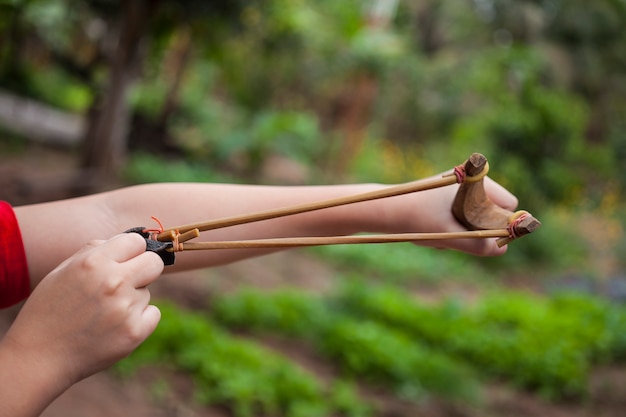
[142,216,165,237]
[507,210,530,239]
[465,161,489,183]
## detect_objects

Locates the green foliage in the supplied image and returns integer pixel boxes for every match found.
[21,0,72,49]
[241,110,323,168]
[450,46,598,207]
[185,107,322,173]
[162,57,324,175]
[336,284,626,399]
[121,284,626,412]
[26,67,92,112]
[118,302,370,417]
[129,80,170,119]
[213,288,483,403]
[211,285,626,401]
[310,242,489,283]
[211,287,331,337]
[320,317,480,402]
[514,292,626,360]
[122,152,237,184]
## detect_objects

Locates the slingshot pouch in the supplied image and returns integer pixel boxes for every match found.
[124,227,176,266]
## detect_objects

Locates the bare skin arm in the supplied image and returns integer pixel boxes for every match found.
[15,178,518,289]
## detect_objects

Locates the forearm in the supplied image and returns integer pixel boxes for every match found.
[103,183,397,271]
[16,182,395,286]
[0,337,70,417]
[16,179,516,289]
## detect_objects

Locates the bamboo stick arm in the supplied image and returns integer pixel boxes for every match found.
[171,230,511,251]
[156,175,458,241]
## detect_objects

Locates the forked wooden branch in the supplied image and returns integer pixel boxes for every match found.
[452,153,541,246]
[147,152,540,254]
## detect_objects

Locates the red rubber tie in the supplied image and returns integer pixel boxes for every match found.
[142,216,165,236]
[507,212,531,239]
[453,164,466,184]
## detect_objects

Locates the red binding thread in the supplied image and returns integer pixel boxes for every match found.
[142,216,165,237]
[453,164,466,184]
[507,212,531,239]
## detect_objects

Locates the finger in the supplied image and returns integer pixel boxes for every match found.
[484,177,518,211]
[423,237,508,257]
[96,233,148,264]
[134,286,153,308]
[123,251,164,289]
[141,304,161,336]
[456,237,508,257]
[46,238,107,276]
[130,290,161,337]
[126,301,161,348]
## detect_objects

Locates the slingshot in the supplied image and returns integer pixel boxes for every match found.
[128,153,541,265]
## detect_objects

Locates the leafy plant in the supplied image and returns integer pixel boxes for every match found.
[122,152,237,184]
[118,302,370,417]
[319,317,480,403]
[336,283,626,398]
[211,287,332,337]
[212,288,482,403]
[309,242,489,283]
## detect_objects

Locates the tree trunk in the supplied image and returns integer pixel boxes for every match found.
[158,25,192,127]
[78,0,150,192]
[329,0,398,178]
[128,25,192,155]
[331,72,379,177]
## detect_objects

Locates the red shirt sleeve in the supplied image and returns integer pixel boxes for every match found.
[0,201,30,308]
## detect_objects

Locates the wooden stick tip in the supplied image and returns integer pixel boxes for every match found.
[513,216,542,237]
[466,153,488,176]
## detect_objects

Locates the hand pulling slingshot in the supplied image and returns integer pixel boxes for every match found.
[127,153,541,265]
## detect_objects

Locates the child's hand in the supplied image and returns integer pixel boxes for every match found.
[383,176,519,257]
[1,233,164,402]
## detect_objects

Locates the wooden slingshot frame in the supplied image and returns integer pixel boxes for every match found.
[140,153,541,263]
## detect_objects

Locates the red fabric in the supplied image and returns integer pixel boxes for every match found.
[0,201,30,308]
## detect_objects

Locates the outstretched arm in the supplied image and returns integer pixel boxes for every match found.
[15,177,518,289]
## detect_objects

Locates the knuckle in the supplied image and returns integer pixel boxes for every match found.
[99,272,125,294]
[123,321,147,346]
[85,239,105,249]
[77,251,102,274]
[147,252,165,273]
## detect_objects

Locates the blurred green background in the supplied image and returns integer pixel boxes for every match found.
[1,0,626,416]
